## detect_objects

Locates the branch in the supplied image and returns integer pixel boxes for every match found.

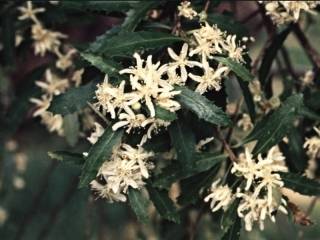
[293,23,320,69]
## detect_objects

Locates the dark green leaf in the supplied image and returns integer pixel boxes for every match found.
[220,199,240,232]
[178,165,220,205]
[279,129,307,173]
[281,172,320,196]
[243,94,303,155]
[213,57,253,82]
[221,216,241,240]
[92,31,183,55]
[153,152,226,189]
[121,1,158,32]
[48,151,84,166]
[237,78,256,121]
[88,27,121,53]
[175,86,231,126]
[79,127,123,187]
[80,52,121,76]
[305,90,320,111]
[49,81,96,115]
[146,184,180,223]
[259,26,292,86]
[299,105,320,121]
[155,105,177,121]
[128,188,150,224]
[63,113,80,147]
[60,1,136,12]
[168,119,196,167]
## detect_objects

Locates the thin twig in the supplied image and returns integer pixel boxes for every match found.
[203,0,210,13]
[215,128,237,163]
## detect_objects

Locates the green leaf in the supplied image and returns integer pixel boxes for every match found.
[121,1,158,32]
[279,129,307,173]
[153,152,226,189]
[281,172,320,196]
[178,165,220,205]
[259,26,292,86]
[175,86,231,126]
[60,1,136,12]
[79,127,123,188]
[128,188,150,224]
[155,105,177,121]
[48,151,84,166]
[207,13,249,38]
[237,78,256,121]
[299,105,320,121]
[146,184,180,223]
[49,81,96,115]
[243,94,303,155]
[91,31,183,55]
[220,199,240,232]
[168,119,196,168]
[212,57,253,82]
[305,90,320,111]
[88,27,121,53]
[221,216,241,240]
[63,113,80,147]
[80,52,121,76]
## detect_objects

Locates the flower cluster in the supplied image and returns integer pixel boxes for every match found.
[178,1,198,20]
[205,146,288,231]
[90,144,154,202]
[18,1,85,135]
[260,1,320,25]
[304,126,320,178]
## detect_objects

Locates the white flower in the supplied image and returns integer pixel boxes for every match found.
[14,153,28,173]
[71,68,84,87]
[35,69,69,96]
[112,108,147,133]
[261,1,320,25]
[90,180,127,203]
[204,179,234,212]
[120,53,180,117]
[93,144,153,199]
[236,191,287,231]
[237,113,253,131]
[87,122,105,144]
[231,146,287,194]
[301,70,315,86]
[31,24,66,56]
[195,136,214,152]
[119,144,154,178]
[55,48,77,71]
[18,1,45,23]
[222,35,245,63]
[304,127,320,158]
[40,111,64,135]
[189,59,229,94]
[167,43,202,81]
[177,1,197,20]
[30,95,52,117]
[140,118,171,145]
[95,76,139,119]
[249,80,263,102]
